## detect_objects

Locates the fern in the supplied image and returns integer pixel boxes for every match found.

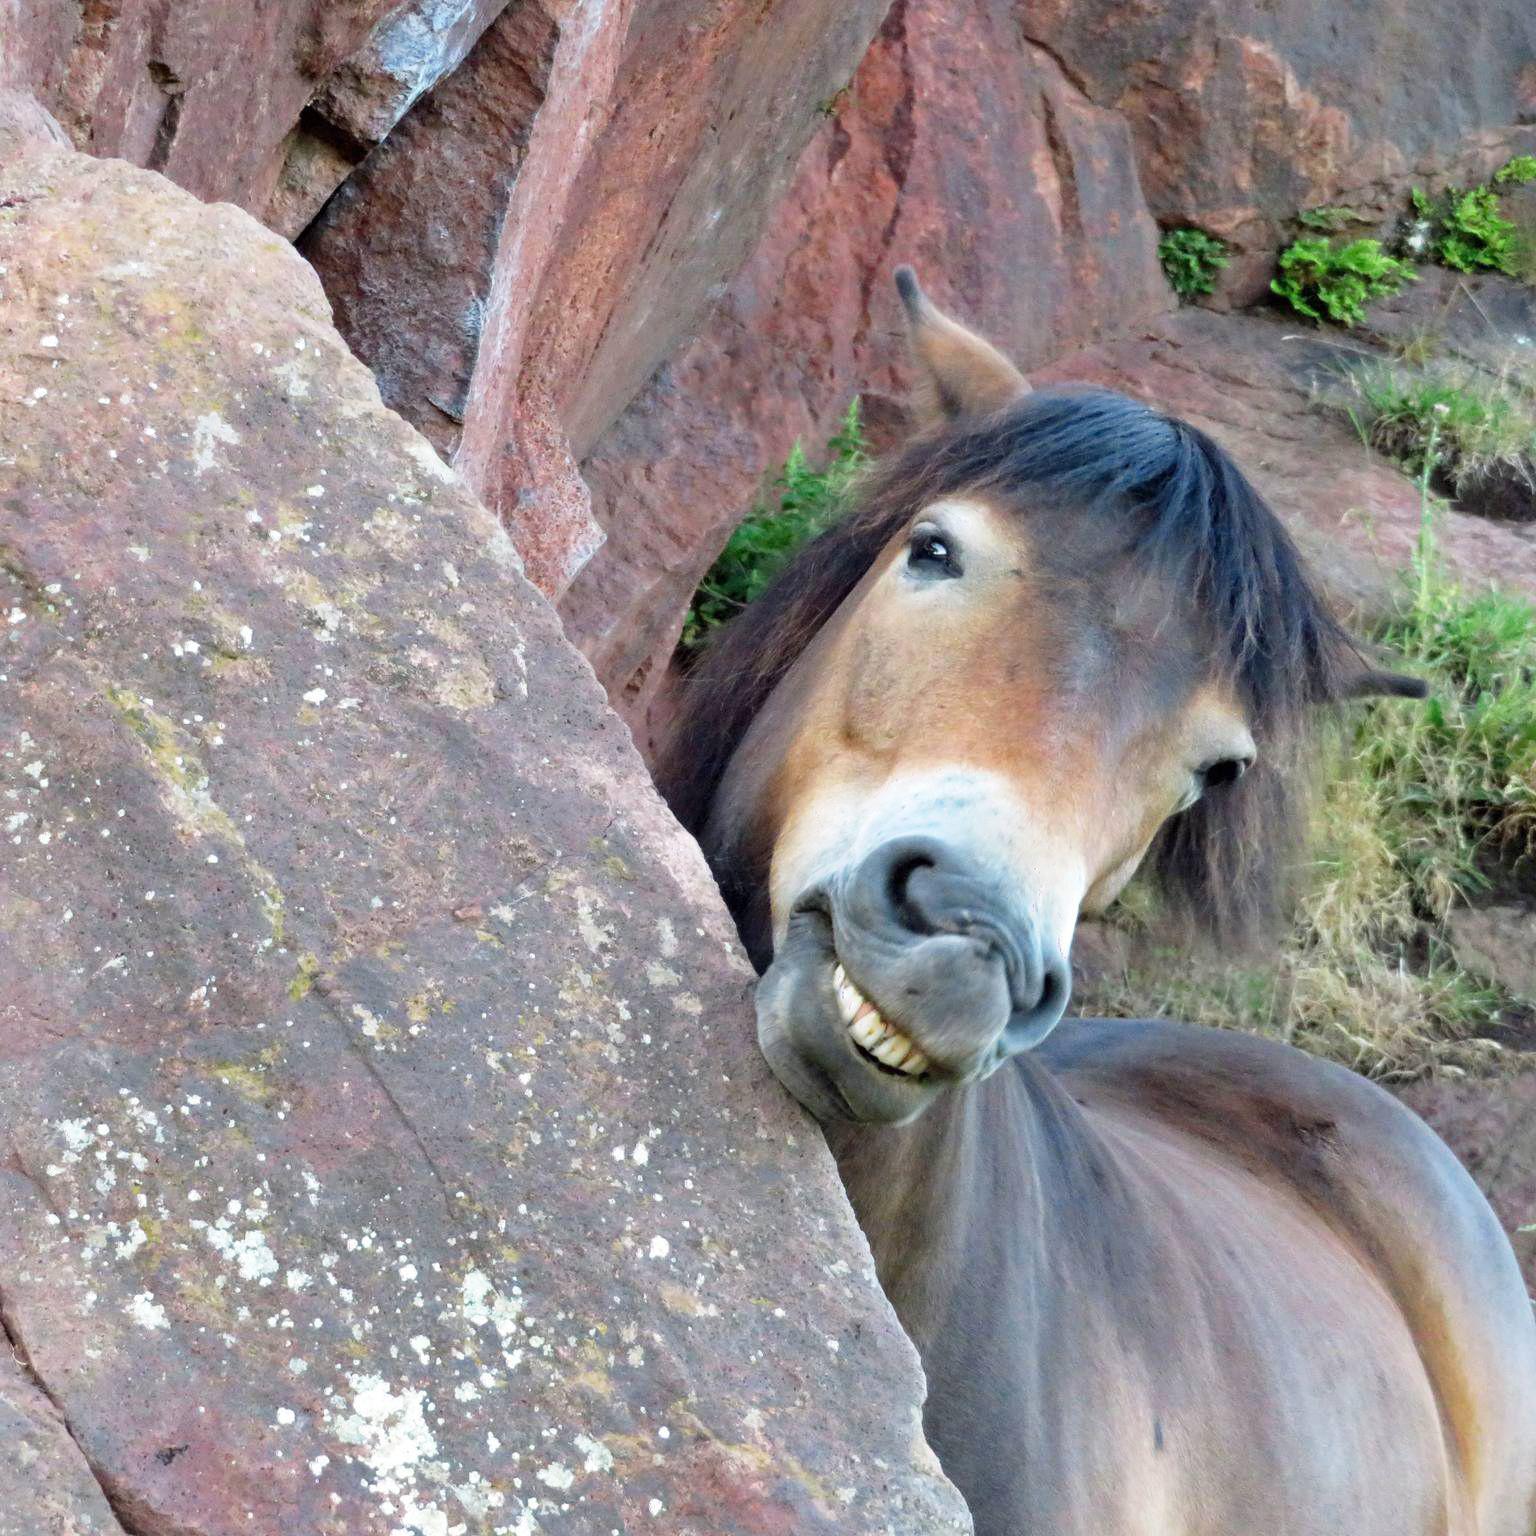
[1271,237,1415,326]
[680,399,867,652]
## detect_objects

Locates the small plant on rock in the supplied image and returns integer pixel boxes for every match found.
[1412,185,1521,275]
[1493,155,1536,187]
[1158,228,1229,300]
[680,399,867,653]
[1271,236,1415,325]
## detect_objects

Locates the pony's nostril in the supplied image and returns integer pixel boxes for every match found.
[887,853,938,930]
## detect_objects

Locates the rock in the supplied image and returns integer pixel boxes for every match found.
[0,1349,129,1536]
[304,0,891,597]
[562,0,1172,739]
[1021,0,1536,302]
[1361,268,1536,375]
[0,150,970,1536]
[0,87,68,169]
[1400,1066,1536,1292]
[8,0,404,211]
[262,0,516,239]
[1447,905,1536,1002]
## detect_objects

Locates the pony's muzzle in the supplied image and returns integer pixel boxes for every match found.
[832,835,1072,1079]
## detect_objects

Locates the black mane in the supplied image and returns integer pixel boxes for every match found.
[657,387,1364,945]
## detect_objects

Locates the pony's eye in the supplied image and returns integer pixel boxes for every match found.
[1197,755,1252,792]
[907,527,960,577]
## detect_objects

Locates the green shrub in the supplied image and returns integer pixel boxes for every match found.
[1271,236,1416,325]
[1158,228,1229,300]
[1413,185,1520,274]
[680,399,867,653]
[1493,155,1536,187]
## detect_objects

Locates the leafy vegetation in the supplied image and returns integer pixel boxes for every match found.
[1410,185,1520,275]
[1271,236,1415,325]
[1158,228,1229,300]
[1296,206,1356,233]
[1494,155,1536,187]
[680,399,867,653]
[1339,357,1536,500]
[1081,456,1536,1079]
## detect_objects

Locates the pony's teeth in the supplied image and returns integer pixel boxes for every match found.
[849,1010,887,1050]
[834,964,932,1078]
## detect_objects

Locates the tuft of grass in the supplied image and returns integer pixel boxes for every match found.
[1158,228,1229,300]
[1080,444,1536,1079]
[680,399,867,653]
[1272,237,1416,326]
[1339,357,1536,500]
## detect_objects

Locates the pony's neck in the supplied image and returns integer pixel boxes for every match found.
[824,1056,1104,1356]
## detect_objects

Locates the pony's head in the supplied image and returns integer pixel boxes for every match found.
[660,269,1422,1126]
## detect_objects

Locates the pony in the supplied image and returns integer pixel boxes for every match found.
[659,268,1536,1535]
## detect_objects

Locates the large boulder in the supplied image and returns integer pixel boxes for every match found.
[0,149,970,1536]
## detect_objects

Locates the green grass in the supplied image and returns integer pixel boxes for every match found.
[1339,357,1536,497]
[1159,228,1229,300]
[1272,237,1416,326]
[1493,155,1536,187]
[680,400,867,653]
[1080,453,1536,1079]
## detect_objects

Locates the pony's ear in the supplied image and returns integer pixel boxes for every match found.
[895,266,1029,428]
[1339,667,1429,701]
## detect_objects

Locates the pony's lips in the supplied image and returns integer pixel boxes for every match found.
[754,907,940,1124]
[831,961,932,1079]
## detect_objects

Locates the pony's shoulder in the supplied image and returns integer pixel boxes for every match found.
[1040,1013,1471,1204]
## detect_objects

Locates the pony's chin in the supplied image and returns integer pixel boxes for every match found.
[754,913,941,1126]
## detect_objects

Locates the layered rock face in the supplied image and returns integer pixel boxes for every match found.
[0,150,969,1536]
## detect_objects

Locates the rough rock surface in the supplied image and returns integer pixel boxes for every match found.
[0,150,970,1535]
[2,0,404,210]
[1024,1,1536,301]
[0,1348,129,1536]
[304,0,891,596]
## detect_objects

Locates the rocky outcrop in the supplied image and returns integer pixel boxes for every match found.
[0,149,970,1536]
[1023,0,1536,301]
[302,0,891,596]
